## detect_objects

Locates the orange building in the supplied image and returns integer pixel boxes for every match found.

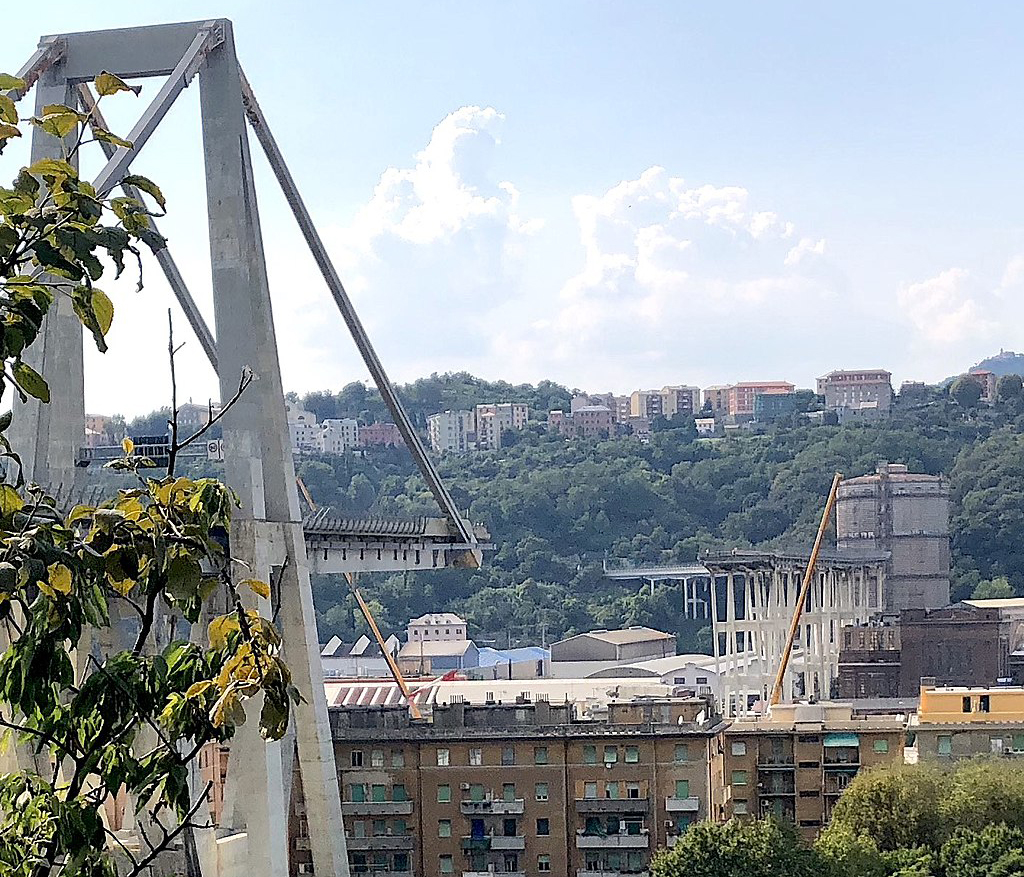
[727,382,795,418]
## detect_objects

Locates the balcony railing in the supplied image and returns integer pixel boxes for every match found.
[575,797,650,814]
[490,835,526,851]
[342,801,414,816]
[345,835,415,851]
[757,756,795,769]
[460,798,525,815]
[464,872,525,877]
[664,796,700,812]
[577,871,650,877]
[576,829,650,849]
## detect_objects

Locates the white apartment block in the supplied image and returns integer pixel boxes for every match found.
[427,410,475,454]
[286,401,319,453]
[319,418,359,455]
[474,402,529,450]
[406,612,467,643]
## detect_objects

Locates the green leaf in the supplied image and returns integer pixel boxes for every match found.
[122,175,166,211]
[0,485,22,515]
[31,110,84,140]
[0,410,11,432]
[0,74,26,92]
[166,555,202,601]
[0,124,20,141]
[94,72,141,97]
[92,127,133,149]
[66,504,94,525]
[27,158,77,180]
[11,361,49,402]
[0,95,16,125]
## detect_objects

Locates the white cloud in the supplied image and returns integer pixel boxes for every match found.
[784,237,826,266]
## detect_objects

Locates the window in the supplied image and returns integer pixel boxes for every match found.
[604,746,618,764]
[625,745,639,764]
[674,744,689,763]
[392,784,407,802]
[583,745,597,765]
[436,748,450,767]
[350,750,364,767]
[370,749,384,768]
[873,740,889,754]
[437,784,451,803]
[394,818,407,836]
[605,781,619,799]
[394,853,410,872]
[391,750,405,768]
[352,821,365,838]
[696,676,708,684]
[439,855,454,874]
[980,694,991,713]
[731,770,748,786]
[503,818,517,838]
[536,817,550,835]
[938,735,953,756]
[349,784,366,803]
[626,782,640,799]
[535,782,549,802]
[470,784,485,802]
[502,746,516,766]
[372,819,386,837]
[534,746,548,765]
[734,800,748,815]
[798,734,820,744]
[538,854,551,872]
[1013,734,1024,752]
[731,741,747,756]
[675,779,690,799]
[469,748,482,766]
[438,819,451,838]
[584,781,598,799]
[962,696,972,714]
[503,783,516,802]
[371,784,386,803]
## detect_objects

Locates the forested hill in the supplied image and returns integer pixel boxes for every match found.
[295,380,1024,652]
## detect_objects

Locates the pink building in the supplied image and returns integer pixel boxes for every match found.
[358,421,404,448]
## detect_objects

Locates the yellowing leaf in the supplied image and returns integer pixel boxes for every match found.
[122,437,134,455]
[241,578,271,600]
[12,361,49,402]
[66,504,94,525]
[0,74,26,92]
[208,615,240,650]
[46,563,72,595]
[91,288,114,336]
[122,174,166,212]
[185,680,215,700]
[94,71,141,97]
[0,485,23,515]
[0,95,16,125]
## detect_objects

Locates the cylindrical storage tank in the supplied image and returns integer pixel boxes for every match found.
[836,462,949,610]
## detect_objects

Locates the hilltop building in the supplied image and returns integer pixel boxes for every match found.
[286,401,320,452]
[407,613,468,643]
[427,410,476,454]
[727,382,795,419]
[475,403,529,450]
[817,369,892,415]
[319,417,359,455]
[359,421,404,448]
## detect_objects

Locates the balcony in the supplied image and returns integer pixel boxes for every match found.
[490,835,526,851]
[575,797,650,814]
[464,873,525,877]
[294,837,311,850]
[352,869,413,876]
[460,837,491,852]
[664,797,699,813]
[345,835,415,851]
[460,798,525,815]
[823,760,860,771]
[757,757,795,769]
[576,830,650,849]
[577,872,650,877]
[342,801,414,816]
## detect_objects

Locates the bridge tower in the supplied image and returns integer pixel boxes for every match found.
[10,18,480,877]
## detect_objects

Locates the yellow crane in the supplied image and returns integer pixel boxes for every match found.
[297,476,424,720]
[768,471,843,707]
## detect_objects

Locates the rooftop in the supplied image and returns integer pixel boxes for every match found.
[409,612,466,626]
[398,639,475,658]
[555,627,675,646]
[964,598,1024,610]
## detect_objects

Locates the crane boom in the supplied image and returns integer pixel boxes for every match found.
[769,471,843,707]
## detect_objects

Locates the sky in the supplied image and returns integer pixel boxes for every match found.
[5,2,1024,416]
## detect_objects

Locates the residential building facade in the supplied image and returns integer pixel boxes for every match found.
[726,382,795,419]
[724,703,905,839]
[703,385,731,414]
[475,403,529,450]
[660,386,700,420]
[408,613,469,643]
[428,410,476,454]
[837,621,902,699]
[549,405,613,440]
[286,401,320,452]
[319,418,360,455]
[359,421,404,448]
[965,369,999,404]
[629,390,664,420]
[295,696,726,877]
[908,682,1024,761]
[816,370,893,414]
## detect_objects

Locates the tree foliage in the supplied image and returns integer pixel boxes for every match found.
[0,72,295,876]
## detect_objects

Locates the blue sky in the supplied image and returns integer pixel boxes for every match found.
[5,2,1024,414]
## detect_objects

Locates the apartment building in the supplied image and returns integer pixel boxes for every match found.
[629,390,664,420]
[296,695,726,877]
[703,385,731,414]
[724,702,904,839]
[286,401,320,452]
[816,370,893,414]
[907,681,1024,761]
[727,382,795,419]
[964,370,998,404]
[575,393,630,424]
[549,405,614,440]
[475,403,529,450]
[320,418,360,455]
[428,410,476,454]
[660,386,700,419]
[359,422,404,448]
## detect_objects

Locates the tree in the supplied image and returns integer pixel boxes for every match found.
[939,824,1024,877]
[972,576,1015,600]
[0,72,296,876]
[998,374,1024,402]
[650,818,821,877]
[950,377,983,408]
[824,762,946,851]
